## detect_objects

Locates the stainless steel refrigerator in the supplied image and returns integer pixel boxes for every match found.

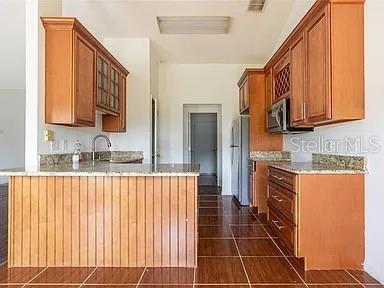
[231,116,250,206]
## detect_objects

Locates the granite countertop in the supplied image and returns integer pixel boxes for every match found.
[249,151,291,162]
[268,162,367,175]
[0,162,200,177]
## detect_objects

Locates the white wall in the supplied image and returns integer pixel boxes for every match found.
[0,1,26,183]
[103,38,152,163]
[280,0,384,282]
[0,0,26,89]
[0,90,25,184]
[270,0,315,57]
[158,64,260,194]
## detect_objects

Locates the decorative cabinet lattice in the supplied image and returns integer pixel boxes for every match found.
[274,65,291,100]
[272,52,291,103]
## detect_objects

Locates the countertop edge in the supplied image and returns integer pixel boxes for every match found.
[268,163,367,175]
[0,172,200,177]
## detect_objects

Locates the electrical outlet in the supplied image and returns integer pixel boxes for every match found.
[61,140,68,151]
[50,141,60,152]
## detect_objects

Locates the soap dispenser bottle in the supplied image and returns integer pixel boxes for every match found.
[72,140,82,164]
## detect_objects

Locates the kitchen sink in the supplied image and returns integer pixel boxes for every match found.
[100,158,143,164]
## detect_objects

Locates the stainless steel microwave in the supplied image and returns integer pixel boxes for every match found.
[267,99,313,134]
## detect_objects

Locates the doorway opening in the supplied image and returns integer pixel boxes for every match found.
[183,104,222,192]
[191,113,217,186]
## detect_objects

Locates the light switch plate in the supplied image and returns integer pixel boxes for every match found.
[44,130,54,142]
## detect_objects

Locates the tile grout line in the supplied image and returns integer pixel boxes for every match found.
[79,266,97,287]
[21,267,48,288]
[248,209,309,288]
[223,211,252,288]
[345,270,365,287]
[135,266,147,288]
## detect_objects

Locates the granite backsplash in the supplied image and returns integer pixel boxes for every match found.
[39,151,144,167]
[312,153,367,171]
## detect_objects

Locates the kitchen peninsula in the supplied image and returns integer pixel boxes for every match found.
[0,162,199,268]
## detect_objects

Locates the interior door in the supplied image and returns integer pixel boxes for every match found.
[191,113,217,176]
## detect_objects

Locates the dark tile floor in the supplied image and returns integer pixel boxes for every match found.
[0,187,382,287]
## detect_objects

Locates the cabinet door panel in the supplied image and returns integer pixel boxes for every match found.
[243,78,249,110]
[120,76,127,132]
[74,33,95,125]
[290,34,306,126]
[265,69,272,109]
[306,8,331,123]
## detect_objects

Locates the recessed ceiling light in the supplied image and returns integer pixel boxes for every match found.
[248,0,266,12]
[157,16,231,34]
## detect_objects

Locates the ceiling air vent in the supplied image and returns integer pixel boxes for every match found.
[248,0,266,12]
[157,16,231,34]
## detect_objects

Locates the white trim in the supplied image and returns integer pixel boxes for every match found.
[183,104,223,187]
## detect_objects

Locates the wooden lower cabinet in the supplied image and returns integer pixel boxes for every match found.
[250,162,268,213]
[0,185,7,265]
[267,167,364,270]
[7,176,198,267]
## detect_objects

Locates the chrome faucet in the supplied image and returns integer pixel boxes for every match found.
[92,135,112,161]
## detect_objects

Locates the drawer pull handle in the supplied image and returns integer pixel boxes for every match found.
[272,220,286,230]
[272,175,283,181]
[272,195,284,202]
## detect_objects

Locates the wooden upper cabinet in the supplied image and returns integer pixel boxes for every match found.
[290,33,307,126]
[43,18,96,127]
[238,76,249,114]
[305,7,331,123]
[42,17,129,131]
[265,0,364,128]
[238,69,283,151]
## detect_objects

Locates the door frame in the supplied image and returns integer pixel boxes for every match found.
[183,104,222,187]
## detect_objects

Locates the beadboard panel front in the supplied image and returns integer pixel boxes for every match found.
[8,176,198,267]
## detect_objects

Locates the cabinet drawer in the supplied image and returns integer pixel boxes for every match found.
[268,206,296,254]
[268,181,296,224]
[268,167,296,192]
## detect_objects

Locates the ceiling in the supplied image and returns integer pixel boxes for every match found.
[62,0,298,64]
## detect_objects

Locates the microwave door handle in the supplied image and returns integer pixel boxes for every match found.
[275,112,283,129]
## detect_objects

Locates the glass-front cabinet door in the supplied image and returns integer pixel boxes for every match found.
[97,54,110,109]
[110,66,120,112]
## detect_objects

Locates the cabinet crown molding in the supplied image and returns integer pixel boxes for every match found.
[41,17,129,76]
